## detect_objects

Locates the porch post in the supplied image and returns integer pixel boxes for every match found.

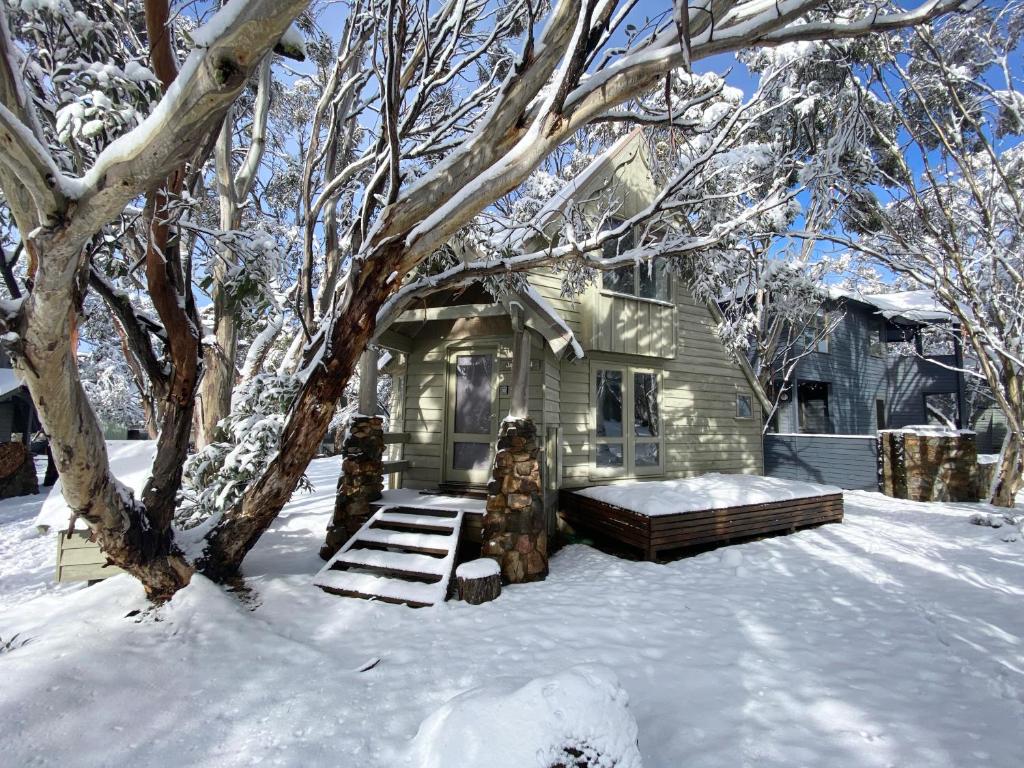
[509,306,530,420]
[358,348,378,416]
[481,309,548,583]
[320,348,385,560]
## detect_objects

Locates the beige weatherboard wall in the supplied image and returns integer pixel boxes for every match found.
[381,129,763,503]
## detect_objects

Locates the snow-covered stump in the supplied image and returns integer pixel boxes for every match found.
[482,417,548,583]
[878,427,977,502]
[455,558,501,604]
[319,416,384,560]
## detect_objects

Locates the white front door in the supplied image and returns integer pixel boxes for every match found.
[445,349,498,484]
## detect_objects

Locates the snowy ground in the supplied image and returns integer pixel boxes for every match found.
[1,458,1023,767]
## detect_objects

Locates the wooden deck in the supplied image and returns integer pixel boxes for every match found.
[559,489,843,561]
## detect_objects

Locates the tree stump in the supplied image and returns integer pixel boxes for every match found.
[455,559,501,605]
[0,442,38,498]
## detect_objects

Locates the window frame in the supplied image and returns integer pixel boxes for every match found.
[736,393,753,420]
[869,319,885,358]
[599,220,673,306]
[801,310,830,354]
[590,362,665,479]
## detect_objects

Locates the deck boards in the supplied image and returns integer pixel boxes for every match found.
[559,488,843,560]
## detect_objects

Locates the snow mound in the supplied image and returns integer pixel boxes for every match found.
[35,440,157,531]
[405,665,642,768]
[577,473,839,516]
[978,454,1001,465]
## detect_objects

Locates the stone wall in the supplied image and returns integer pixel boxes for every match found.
[0,442,37,498]
[482,417,548,583]
[878,429,977,502]
[319,416,384,560]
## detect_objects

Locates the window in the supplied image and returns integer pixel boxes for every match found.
[801,310,829,353]
[876,399,886,430]
[924,392,960,429]
[593,366,663,475]
[869,320,885,357]
[798,380,831,434]
[600,221,670,302]
[736,394,753,419]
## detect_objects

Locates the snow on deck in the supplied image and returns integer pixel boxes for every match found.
[575,473,840,516]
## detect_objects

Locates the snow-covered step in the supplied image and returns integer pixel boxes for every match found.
[314,570,440,608]
[314,505,465,607]
[331,548,449,580]
[375,511,458,532]
[356,528,454,555]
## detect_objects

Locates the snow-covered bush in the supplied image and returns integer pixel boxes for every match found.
[177,373,307,530]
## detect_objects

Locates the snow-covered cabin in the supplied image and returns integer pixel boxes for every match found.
[373,131,764,544]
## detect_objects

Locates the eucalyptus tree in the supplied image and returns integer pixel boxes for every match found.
[0,0,973,599]
[828,1,1024,505]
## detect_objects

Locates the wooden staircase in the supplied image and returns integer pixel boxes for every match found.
[314,505,464,607]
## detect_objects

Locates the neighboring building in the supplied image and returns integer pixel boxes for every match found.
[0,349,38,445]
[764,290,969,489]
[378,131,764,528]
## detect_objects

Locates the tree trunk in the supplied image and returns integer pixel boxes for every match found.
[198,252,399,578]
[989,429,1023,508]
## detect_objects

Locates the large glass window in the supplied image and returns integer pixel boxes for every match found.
[798,380,831,434]
[594,366,663,474]
[600,220,670,301]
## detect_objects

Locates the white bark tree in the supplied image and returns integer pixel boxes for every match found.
[0,0,975,599]
[823,1,1024,505]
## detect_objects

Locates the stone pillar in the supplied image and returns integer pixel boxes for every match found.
[482,417,548,583]
[319,415,385,560]
[878,428,977,502]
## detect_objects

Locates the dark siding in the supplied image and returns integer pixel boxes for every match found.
[764,434,878,490]
[887,354,962,427]
[776,301,889,434]
[775,301,967,435]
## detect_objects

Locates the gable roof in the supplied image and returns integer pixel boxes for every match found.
[830,288,954,324]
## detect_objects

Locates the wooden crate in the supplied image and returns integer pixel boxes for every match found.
[56,531,124,583]
[560,489,843,561]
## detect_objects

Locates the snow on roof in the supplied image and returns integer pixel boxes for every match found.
[35,440,158,531]
[0,367,24,398]
[576,473,840,517]
[501,129,644,249]
[830,288,954,323]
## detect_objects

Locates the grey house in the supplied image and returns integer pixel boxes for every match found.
[0,349,37,445]
[765,290,968,489]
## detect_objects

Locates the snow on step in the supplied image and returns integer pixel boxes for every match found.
[314,570,440,607]
[334,548,449,578]
[358,528,453,552]
[377,511,457,529]
[314,506,465,607]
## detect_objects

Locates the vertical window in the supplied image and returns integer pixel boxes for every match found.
[802,310,829,353]
[869,320,885,357]
[633,372,660,467]
[595,369,624,467]
[736,394,753,419]
[876,399,887,430]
